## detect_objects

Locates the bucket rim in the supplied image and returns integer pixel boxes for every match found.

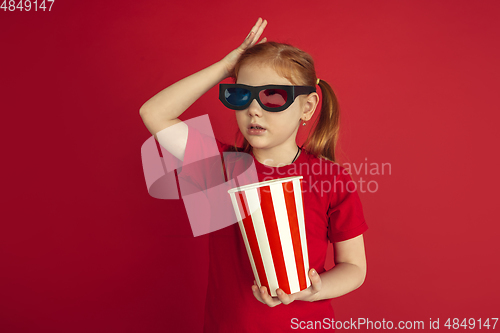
[227,175,303,194]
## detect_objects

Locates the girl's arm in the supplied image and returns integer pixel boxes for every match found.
[139,60,229,137]
[139,18,267,161]
[253,234,367,306]
[312,234,367,301]
[139,61,229,161]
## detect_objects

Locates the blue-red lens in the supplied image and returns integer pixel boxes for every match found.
[259,89,287,108]
[225,87,251,106]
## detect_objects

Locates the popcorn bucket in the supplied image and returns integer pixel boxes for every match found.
[228,176,310,296]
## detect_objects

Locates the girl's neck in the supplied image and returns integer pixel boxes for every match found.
[251,145,301,167]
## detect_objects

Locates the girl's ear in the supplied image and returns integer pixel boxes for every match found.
[302,93,320,120]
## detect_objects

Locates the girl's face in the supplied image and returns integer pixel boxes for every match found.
[235,63,309,152]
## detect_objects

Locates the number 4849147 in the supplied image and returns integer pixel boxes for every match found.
[1,0,55,11]
[444,318,498,330]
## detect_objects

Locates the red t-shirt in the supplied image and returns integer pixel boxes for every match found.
[177,126,368,332]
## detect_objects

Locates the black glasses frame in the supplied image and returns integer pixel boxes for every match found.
[219,83,316,112]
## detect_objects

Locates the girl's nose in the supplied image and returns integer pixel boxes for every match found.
[247,99,263,117]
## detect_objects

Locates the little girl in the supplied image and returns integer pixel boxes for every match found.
[140,17,368,333]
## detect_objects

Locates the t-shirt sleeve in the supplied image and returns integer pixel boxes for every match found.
[327,169,368,242]
[176,125,232,191]
[177,125,230,171]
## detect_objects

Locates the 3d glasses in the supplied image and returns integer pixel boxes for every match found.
[219,84,316,112]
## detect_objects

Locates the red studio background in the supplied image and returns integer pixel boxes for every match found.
[1,1,499,332]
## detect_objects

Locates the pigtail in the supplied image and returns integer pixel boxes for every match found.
[302,79,340,163]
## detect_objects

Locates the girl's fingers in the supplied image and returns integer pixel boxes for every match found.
[242,32,254,47]
[309,269,322,294]
[276,288,294,305]
[257,37,267,45]
[254,19,267,40]
[238,30,256,52]
[252,17,263,33]
[250,19,267,47]
[251,285,265,304]
[245,18,261,41]
[259,286,281,307]
[244,18,267,48]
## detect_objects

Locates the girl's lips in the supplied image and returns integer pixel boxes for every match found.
[248,124,266,130]
[248,128,267,135]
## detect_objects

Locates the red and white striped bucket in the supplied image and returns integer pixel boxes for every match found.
[228,176,310,297]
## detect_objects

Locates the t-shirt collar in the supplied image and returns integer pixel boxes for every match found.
[250,146,306,174]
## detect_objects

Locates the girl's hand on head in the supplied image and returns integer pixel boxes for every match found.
[251,268,322,307]
[220,17,268,78]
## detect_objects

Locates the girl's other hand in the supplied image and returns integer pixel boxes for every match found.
[220,17,268,78]
[251,268,322,307]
